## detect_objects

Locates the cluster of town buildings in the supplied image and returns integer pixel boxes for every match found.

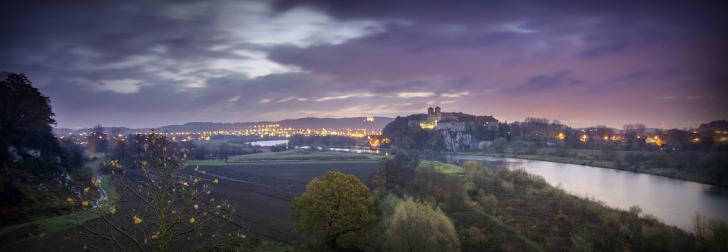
[58,123,380,146]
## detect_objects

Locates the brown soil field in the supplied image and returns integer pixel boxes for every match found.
[3,162,380,251]
[192,163,380,243]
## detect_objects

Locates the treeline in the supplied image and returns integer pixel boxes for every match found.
[485,141,728,187]
[290,153,728,251]
[381,115,445,149]
[0,73,92,227]
[181,142,262,161]
[384,114,728,152]
[288,134,359,147]
[502,121,727,152]
[97,134,263,169]
[383,114,728,186]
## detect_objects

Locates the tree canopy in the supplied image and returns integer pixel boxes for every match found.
[290,171,377,251]
[384,197,460,252]
[0,72,62,174]
[0,73,87,227]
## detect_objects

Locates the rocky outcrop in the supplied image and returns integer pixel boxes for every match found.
[441,130,477,151]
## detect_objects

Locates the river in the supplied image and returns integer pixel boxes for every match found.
[445,155,728,230]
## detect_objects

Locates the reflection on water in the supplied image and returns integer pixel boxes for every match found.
[446,155,728,230]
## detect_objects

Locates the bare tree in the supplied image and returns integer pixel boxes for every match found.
[70,130,242,251]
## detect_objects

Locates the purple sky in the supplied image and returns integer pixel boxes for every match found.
[2,1,726,129]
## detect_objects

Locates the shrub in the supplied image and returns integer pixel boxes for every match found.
[384,198,460,252]
[694,214,728,251]
[478,190,498,215]
[554,147,570,157]
[407,168,467,211]
[570,232,594,252]
[490,138,508,153]
[461,226,489,252]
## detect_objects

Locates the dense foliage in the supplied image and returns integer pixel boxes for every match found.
[383,197,460,252]
[382,112,728,186]
[371,154,418,193]
[290,171,377,251]
[0,73,89,227]
[180,142,262,161]
[486,144,728,187]
[382,115,443,149]
[367,155,728,252]
[106,135,262,169]
[289,134,359,147]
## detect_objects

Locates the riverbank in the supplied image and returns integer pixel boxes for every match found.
[376,158,725,251]
[455,151,727,188]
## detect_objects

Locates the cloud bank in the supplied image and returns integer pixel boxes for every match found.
[2,0,726,128]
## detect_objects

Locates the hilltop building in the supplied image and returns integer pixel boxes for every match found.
[390,107,502,151]
[409,106,498,132]
[418,106,441,129]
[404,106,500,151]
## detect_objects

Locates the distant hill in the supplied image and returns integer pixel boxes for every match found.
[698,120,728,132]
[53,117,394,134]
[158,122,257,132]
[279,117,392,130]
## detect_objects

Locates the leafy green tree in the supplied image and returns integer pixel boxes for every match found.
[0,73,89,226]
[0,72,62,175]
[477,190,498,215]
[372,154,418,192]
[384,198,460,252]
[291,171,377,251]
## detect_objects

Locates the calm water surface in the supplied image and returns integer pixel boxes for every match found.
[446,155,728,230]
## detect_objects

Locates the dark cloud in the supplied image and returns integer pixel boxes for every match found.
[1,0,727,128]
[587,71,652,93]
[500,70,581,94]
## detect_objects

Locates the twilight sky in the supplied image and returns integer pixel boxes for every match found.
[2,0,726,129]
